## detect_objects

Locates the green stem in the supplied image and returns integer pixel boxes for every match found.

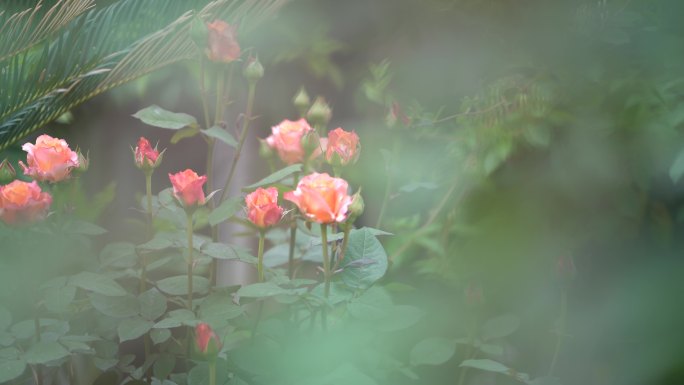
[209,359,217,385]
[140,173,153,294]
[257,230,265,282]
[332,222,352,273]
[218,82,256,204]
[186,213,194,312]
[199,58,211,130]
[287,172,300,279]
[320,224,331,298]
[548,290,568,377]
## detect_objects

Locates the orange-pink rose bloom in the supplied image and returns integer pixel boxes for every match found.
[265,119,314,164]
[326,127,360,166]
[19,134,79,182]
[284,172,353,224]
[245,187,283,228]
[195,322,222,354]
[169,169,207,207]
[206,20,241,63]
[0,180,52,224]
[135,137,159,169]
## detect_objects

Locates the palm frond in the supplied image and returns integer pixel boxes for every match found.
[0,0,95,62]
[0,0,286,151]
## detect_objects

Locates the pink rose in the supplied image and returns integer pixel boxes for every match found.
[0,180,52,224]
[284,172,352,224]
[195,322,222,355]
[245,187,283,228]
[326,127,360,166]
[134,137,160,169]
[265,119,314,164]
[168,169,207,207]
[19,135,79,182]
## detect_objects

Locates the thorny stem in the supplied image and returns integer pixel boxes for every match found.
[218,82,256,204]
[320,224,331,298]
[548,290,568,377]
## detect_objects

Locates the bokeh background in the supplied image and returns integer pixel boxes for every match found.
[3,0,684,384]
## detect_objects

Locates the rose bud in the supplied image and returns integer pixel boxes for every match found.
[189,15,209,49]
[306,97,332,128]
[169,169,207,208]
[205,20,240,63]
[134,137,163,172]
[347,189,364,221]
[265,119,314,164]
[0,159,16,184]
[293,87,310,117]
[243,55,264,84]
[19,134,79,183]
[74,149,89,174]
[0,180,52,225]
[245,187,284,228]
[326,127,360,167]
[284,172,353,224]
[195,322,222,357]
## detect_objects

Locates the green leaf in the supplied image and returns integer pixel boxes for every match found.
[62,219,107,235]
[244,164,302,190]
[137,234,175,252]
[117,317,153,343]
[459,358,510,373]
[201,242,243,260]
[154,354,176,379]
[150,329,171,345]
[0,358,25,382]
[481,314,520,341]
[203,126,238,147]
[171,126,200,144]
[208,197,242,226]
[375,305,424,332]
[478,343,504,356]
[24,341,69,364]
[199,292,244,327]
[132,105,198,130]
[340,228,389,289]
[70,272,127,296]
[138,289,167,321]
[90,294,139,318]
[670,147,684,183]
[100,242,137,268]
[157,276,209,296]
[154,309,196,329]
[409,337,456,366]
[347,286,393,321]
[237,282,288,298]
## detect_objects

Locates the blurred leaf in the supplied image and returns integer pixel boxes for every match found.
[0,358,25,383]
[150,328,171,345]
[481,314,520,341]
[171,126,200,144]
[399,182,439,193]
[347,286,393,321]
[478,343,504,356]
[244,164,302,190]
[24,341,69,364]
[523,125,551,147]
[199,292,243,327]
[459,358,510,373]
[0,306,11,330]
[237,282,288,298]
[154,309,196,329]
[208,197,242,226]
[132,105,198,130]
[70,272,127,296]
[157,276,209,296]
[203,126,238,147]
[154,354,176,380]
[100,242,137,269]
[138,289,167,321]
[410,337,456,366]
[137,233,175,252]
[62,219,107,235]
[117,317,153,343]
[90,293,139,318]
[375,305,425,332]
[340,228,389,289]
[669,147,684,183]
[302,363,378,385]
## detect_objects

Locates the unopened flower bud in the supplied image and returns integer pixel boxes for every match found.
[75,150,89,174]
[189,15,209,50]
[243,55,264,83]
[307,97,332,128]
[195,322,222,358]
[347,190,364,221]
[0,159,16,184]
[293,87,310,116]
[258,138,274,159]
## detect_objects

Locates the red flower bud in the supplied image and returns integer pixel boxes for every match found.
[195,322,222,356]
[134,137,161,170]
[325,127,360,167]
